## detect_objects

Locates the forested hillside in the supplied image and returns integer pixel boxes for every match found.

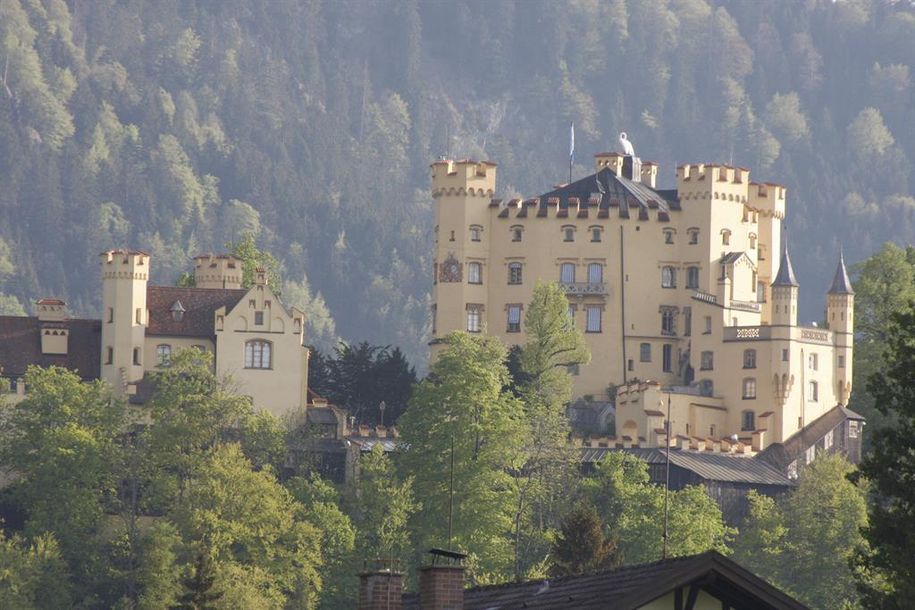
[1,0,913,366]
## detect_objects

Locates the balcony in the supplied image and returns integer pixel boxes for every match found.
[560,282,607,296]
[723,326,772,341]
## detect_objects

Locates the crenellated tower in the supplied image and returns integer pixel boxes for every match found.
[100,249,149,394]
[826,250,854,405]
[430,160,496,346]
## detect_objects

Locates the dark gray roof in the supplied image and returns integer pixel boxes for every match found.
[306,406,341,426]
[582,447,792,487]
[403,551,807,610]
[537,167,679,220]
[772,244,799,287]
[758,405,864,472]
[720,251,748,265]
[828,250,854,295]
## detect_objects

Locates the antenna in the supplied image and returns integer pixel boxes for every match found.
[448,433,455,550]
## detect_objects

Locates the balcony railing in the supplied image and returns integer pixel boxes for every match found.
[561,282,607,296]
[730,299,761,313]
[692,290,718,304]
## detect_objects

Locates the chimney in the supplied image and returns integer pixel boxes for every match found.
[420,549,466,610]
[359,560,403,610]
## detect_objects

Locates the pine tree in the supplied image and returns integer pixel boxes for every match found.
[176,552,222,610]
[550,503,619,577]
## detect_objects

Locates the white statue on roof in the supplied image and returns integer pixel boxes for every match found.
[619,132,635,156]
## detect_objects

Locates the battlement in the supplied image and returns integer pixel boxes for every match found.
[195,253,243,289]
[748,181,786,218]
[100,249,149,279]
[430,159,497,198]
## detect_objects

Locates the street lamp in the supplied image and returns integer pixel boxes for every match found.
[379,401,386,427]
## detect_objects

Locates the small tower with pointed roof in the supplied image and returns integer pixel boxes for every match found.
[771,243,799,327]
[827,250,854,404]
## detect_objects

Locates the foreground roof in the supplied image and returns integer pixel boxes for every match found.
[0,316,101,380]
[404,551,806,609]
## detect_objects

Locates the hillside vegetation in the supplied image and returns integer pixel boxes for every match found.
[1,0,913,365]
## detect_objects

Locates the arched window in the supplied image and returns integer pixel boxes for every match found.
[590,226,603,242]
[508,262,522,285]
[742,378,757,399]
[749,232,757,249]
[743,349,757,369]
[663,228,675,244]
[721,229,731,246]
[686,266,699,289]
[562,226,576,242]
[741,410,755,431]
[560,263,576,283]
[470,225,483,242]
[156,344,172,366]
[588,263,603,284]
[468,262,482,284]
[687,228,700,245]
[511,225,523,242]
[661,266,677,288]
[245,340,272,369]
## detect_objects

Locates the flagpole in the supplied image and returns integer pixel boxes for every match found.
[569,121,574,185]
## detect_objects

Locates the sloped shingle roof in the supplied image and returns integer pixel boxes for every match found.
[0,316,101,380]
[146,286,247,338]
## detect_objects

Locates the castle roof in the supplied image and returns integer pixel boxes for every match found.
[772,244,799,287]
[534,167,679,220]
[0,316,101,380]
[146,286,247,338]
[828,250,854,295]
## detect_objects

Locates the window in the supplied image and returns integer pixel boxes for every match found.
[470,225,482,242]
[105,347,113,365]
[511,226,523,242]
[743,349,757,369]
[699,379,714,396]
[808,381,818,402]
[661,308,677,335]
[683,307,692,336]
[135,308,142,324]
[823,429,833,450]
[156,344,172,366]
[640,343,651,362]
[704,316,712,334]
[661,266,677,288]
[849,421,859,439]
[466,305,482,333]
[567,304,577,323]
[107,308,114,323]
[508,262,523,285]
[757,281,766,302]
[590,227,602,242]
[700,351,714,370]
[759,245,767,261]
[686,266,699,289]
[710,424,717,437]
[743,378,757,399]
[838,355,845,368]
[468,262,482,284]
[244,340,272,369]
[721,229,731,246]
[688,228,699,244]
[749,233,757,249]
[782,349,789,362]
[586,306,602,333]
[254,311,264,325]
[449,230,455,242]
[507,304,521,333]
[588,263,603,284]
[132,348,141,366]
[563,226,575,242]
[808,353,818,371]
[567,364,580,376]
[628,359,634,371]
[434,225,438,243]
[806,445,816,464]
[662,344,672,372]
[560,263,576,283]
[741,410,755,431]
[431,304,437,334]
[663,229,675,244]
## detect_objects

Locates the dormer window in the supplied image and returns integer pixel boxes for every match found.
[170,300,186,322]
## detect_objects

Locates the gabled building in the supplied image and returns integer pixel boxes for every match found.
[429,143,857,452]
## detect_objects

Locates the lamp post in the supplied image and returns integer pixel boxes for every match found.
[379,401,386,427]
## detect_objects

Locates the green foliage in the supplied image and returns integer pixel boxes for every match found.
[583,453,733,565]
[0,530,72,609]
[227,233,282,292]
[398,332,525,580]
[550,503,618,577]
[855,303,915,607]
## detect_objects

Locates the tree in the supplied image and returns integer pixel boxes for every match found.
[734,454,868,609]
[847,107,895,159]
[511,282,590,578]
[0,530,72,609]
[582,452,733,566]
[227,232,282,291]
[176,552,222,610]
[550,503,618,577]
[398,332,525,579]
[855,304,915,607]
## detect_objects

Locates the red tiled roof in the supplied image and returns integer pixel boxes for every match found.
[0,316,101,380]
[146,286,247,338]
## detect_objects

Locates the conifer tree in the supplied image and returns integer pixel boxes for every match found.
[550,503,619,577]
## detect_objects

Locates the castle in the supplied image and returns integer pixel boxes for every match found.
[430,145,857,454]
[1,251,309,417]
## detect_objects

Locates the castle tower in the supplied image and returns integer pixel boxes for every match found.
[194,254,243,289]
[770,243,799,327]
[430,160,496,346]
[826,250,854,405]
[100,249,149,394]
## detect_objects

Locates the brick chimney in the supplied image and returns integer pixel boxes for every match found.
[419,549,466,610]
[358,560,403,610]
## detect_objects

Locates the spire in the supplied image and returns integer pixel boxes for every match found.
[828,249,854,295]
[772,242,799,288]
